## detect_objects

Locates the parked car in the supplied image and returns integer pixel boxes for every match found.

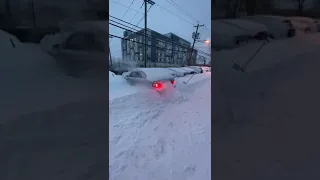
[288,16,318,33]
[123,68,176,93]
[49,21,108,79]
[240,15,296,38]
[218,19,269,40]
[212,20,251,50]
[180,67,196,74]
[187,66,203,73]
[200,66,210,72]
[314,19,320,32]
[167,68,186,77]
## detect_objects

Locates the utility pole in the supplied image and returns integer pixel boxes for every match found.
[144,0,155,67]
[109,36,113,67]
[189,24,204,66]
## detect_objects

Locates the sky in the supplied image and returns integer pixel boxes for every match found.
[109,0,211,59]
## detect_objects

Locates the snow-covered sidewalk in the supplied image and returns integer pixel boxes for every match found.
[109,78,211,180]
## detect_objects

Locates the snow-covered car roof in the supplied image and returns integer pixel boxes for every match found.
[187,66,202,73]
[133,68,175,82]
[212,20,250,37]
[168,67,188,73]
[219,19,268,35]
[181,67,196,73]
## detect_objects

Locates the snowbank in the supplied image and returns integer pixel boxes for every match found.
[109,73,211,101]
[39,32,72,52]
[212,45,320,180]
[0,40,108,123]
[109,78,211,180]
[0,30,21,48]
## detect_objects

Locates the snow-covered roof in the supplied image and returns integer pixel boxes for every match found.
[133,68,175,82]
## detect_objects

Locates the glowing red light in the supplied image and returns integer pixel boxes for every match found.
[152,82,163,90]
[171,80,175,85]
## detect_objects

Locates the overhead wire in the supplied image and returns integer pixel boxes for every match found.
[109,18,210,55]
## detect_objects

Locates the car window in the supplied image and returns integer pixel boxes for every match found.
[129,71,143,78]
[64,32,101,51]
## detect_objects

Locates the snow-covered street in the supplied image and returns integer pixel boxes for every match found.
[212,33,320,179]
[109,73,211,180]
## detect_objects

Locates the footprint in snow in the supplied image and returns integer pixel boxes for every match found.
[153,139,166,159]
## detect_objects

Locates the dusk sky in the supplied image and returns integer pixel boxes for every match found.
[109,0,211,59]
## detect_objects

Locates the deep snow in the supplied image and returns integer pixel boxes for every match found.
[0,35,108,124]
[212,33,320,179]
[109,74,211,180]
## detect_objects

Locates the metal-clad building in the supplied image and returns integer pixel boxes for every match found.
[121,29,197,67]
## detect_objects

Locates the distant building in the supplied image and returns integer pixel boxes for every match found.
[121,29,197,67]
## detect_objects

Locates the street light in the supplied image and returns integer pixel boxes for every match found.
[204,40,210,44]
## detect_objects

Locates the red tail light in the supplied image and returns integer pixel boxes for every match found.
[171,80,175,85]
[152,82,163,90]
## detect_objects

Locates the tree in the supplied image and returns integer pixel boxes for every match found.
[297,0,306,15]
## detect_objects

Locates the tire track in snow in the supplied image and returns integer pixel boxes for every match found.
[109,78,211,180]
[109,77,210,179]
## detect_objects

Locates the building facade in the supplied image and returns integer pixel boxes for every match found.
[121,29,197,67]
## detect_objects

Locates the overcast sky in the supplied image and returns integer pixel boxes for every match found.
[109,0,211,59]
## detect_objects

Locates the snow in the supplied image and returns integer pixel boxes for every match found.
[109,74,211,180]
[133,68,175,81]
[212,33,320,73]
[220,19,268,35]
[167,68,186,77]
[0,31,108,124]
[212,33,320,179]
[240,15,289,39]
[109,72,211,101]
[211,20,251,50]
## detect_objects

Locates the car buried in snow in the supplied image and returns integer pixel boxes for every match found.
[123,68,176,93]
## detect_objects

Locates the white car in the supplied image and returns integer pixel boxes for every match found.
[241,15,296,38]
[219,19,269,40]
[212,20,251,50]
[288,16,318,33]
[123,68,176,93]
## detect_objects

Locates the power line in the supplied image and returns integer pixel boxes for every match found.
[154,3,195,26]
[109,15,210,55]
[109,22,190,51]
[109,33,191,53]
[166,0,198,23]
[109,17,191,50]
[110,0,143,14]
[121,0,136,19]
[129,2,144,23]
[109,19,140,32]
[135,4,153,26]
[110,15,143,30]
